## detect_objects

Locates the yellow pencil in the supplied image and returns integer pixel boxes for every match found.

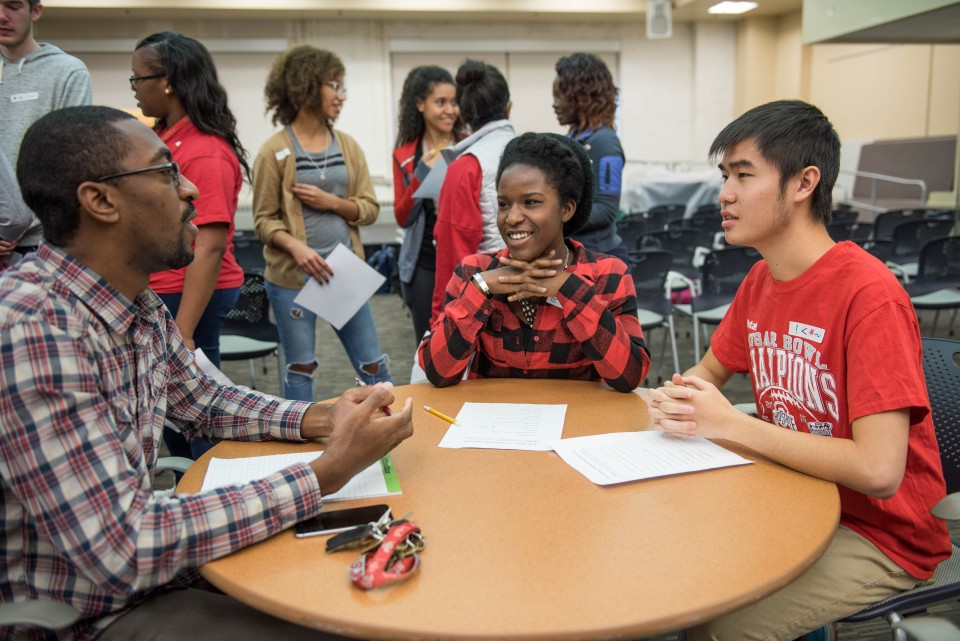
[422,405,458,425]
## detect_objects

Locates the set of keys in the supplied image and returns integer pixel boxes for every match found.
[326,510,425,590]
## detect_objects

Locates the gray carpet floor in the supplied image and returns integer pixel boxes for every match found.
[210,292,960,640]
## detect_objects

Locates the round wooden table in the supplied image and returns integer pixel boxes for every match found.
[178,379,839,640]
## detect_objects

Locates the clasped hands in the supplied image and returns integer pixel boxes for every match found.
[479,249,570,301]
[648,373,741,440]
[292,182,340,212]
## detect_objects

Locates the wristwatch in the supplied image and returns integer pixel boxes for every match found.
[471,272,493,299]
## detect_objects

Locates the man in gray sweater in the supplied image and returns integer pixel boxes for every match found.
[1,0,93,256]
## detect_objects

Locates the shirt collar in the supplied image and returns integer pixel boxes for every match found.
[35,244,162,334]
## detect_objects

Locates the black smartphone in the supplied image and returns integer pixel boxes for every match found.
[294,504,391,538]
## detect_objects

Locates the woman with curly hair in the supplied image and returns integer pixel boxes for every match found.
[131,32,248,366]
[430,59,515,324]
[253,45,393,402]
[418,132,649,391]
[553,52,628,261]
[393,66,463,344]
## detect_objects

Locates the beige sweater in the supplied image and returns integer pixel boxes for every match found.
[252,127,380,290]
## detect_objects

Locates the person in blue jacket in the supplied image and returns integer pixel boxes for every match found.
[553,53,628,262]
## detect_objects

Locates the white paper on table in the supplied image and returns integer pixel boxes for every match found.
[199,452,402,502]
[193,348,234,386]
[437,403,567,451]
[412,156,448,200]
[292,243,385,330]
[551,431,752,486]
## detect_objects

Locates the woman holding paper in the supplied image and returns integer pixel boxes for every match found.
[418,133,650,392]
[393,66,464,345]
[253,45,394,401]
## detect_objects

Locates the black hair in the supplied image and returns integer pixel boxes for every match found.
[709,99,840,225]
[135,32,251,181]
[17,106,136,247]
[496,132,594,237]
[394,65,462,149]
[554,53,618,130]
[455,59,510,131]
[264,45,345,127]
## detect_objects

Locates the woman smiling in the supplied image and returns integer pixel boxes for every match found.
[418,132,650,391]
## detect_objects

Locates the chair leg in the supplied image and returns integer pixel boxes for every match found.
[248,359,258,389]
[668,314,680,376]
[931,310,941,336]
[692,315,701,368]
[275,352,284,393]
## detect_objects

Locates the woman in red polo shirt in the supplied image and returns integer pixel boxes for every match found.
[131,32,247,367]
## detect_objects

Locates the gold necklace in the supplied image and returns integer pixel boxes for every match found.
[517,245,571,326]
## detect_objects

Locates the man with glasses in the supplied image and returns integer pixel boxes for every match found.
[1,106,414,641]
[0,0,92,261]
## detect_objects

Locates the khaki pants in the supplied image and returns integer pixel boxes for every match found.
[687,525,921,641]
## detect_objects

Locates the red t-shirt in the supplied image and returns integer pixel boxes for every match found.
[431,154,483,322]
[149,118,244,294]
[711,241,950,579]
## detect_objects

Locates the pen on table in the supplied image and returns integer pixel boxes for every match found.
[422,405,458,426]
[354,378,393,416]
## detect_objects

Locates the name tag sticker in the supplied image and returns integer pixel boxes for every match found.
[275,148,291,161]
[11,92,39,103]
[545,296,562,308]
[789,321,826,344]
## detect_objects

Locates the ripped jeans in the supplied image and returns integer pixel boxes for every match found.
[265,279,394,402]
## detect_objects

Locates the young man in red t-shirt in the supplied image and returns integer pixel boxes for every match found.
[650,100,951,641]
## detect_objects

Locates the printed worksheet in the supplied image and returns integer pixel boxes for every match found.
[292,243,386,330]
[200,452,402,501]
[437,403,567,451]
[551,431,752,486]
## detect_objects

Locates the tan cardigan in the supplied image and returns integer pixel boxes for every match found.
[252,127,380,290]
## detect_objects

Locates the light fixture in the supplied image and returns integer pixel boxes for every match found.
[708,1,759,14]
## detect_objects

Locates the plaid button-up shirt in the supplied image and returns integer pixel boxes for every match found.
[419,241,649,392]
[0,245,322,641]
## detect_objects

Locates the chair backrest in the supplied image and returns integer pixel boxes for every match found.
[693,247,762,313]
[911,236,960,296]
[830,209,858,224]
[637,228,700,270]
[921,337,960,494]
[232,238,266,275]
[687,209,724,248]
[221,272,279,343]
[828,221,872,242]
[874,209,954,240]
[889,219,954,263]
[628,250,673,317]
[647,203,686,227]
[855,238,895,263]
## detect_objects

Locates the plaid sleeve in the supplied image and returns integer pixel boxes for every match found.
[558,258,650,391]
[0,320,322,595]
[418,257,495,387]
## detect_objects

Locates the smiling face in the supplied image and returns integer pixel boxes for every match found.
[108,119,199,274]
[0,0,39,59]
[497,163,576,263]
[717,139,793,251]
[417,81,458,138]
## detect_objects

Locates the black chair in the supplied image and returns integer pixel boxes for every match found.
[857,239,895,264]
[231,237,266,275]
[628,249,679,381]
[617,215,657,251]
[888,220,954,280]
[636,228,701,281]
[828,221,871,242]
[874,209,955,241]
[841,337,960,640]
[646,203,686,228]
[220,272,282,389]
[686,208,725,249]
[831,208,859,224]
[672,247,762,364]
[907,237,960,336]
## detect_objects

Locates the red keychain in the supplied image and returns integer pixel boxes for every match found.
[349,519,423,590]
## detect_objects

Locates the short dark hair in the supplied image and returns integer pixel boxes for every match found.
[554,53,618,130]
[455,59,510,131]
[709,99,840,225]
[496,132,594,237]
[264,45,345,127]
[17,106,135,247]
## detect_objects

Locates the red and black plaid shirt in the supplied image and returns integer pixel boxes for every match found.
[418,240,649,392]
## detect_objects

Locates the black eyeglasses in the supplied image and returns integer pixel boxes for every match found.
[97,161,180,185]
[129,73,166,90]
